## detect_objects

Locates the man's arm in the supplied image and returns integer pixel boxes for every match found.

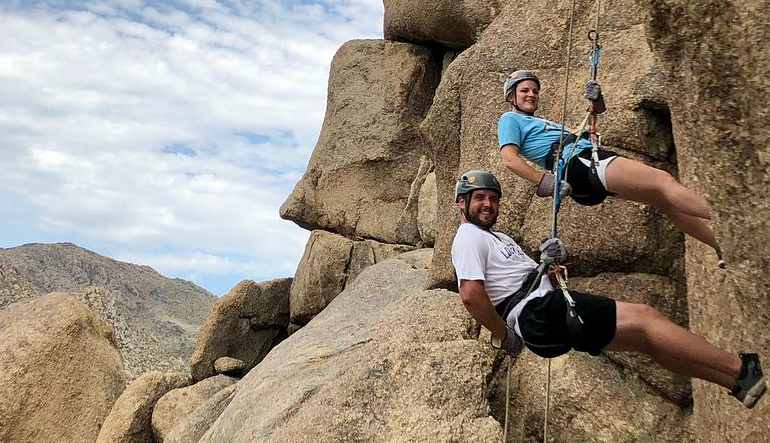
[500,144,545,184]
[458,279,507,342]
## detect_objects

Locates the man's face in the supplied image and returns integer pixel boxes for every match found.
[513,79,540,114]
[461,189,500,228]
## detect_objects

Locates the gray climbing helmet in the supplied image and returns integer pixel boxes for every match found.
[455,170,502,202]
[503,70,540,101]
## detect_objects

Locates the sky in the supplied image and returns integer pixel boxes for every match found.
[0,0,384,295]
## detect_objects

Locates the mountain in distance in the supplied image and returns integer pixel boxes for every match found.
[0,242,216,380]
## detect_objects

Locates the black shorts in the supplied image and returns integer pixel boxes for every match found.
[565,149,618,206]
[518,289,617,358]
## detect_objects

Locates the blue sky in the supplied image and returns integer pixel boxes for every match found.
[0,0,384,295]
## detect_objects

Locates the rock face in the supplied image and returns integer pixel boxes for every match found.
[289,230,414,325]
[199,250,502,442]
[0,294,125,443]
[0,243,216,380]
[418,171,438,246]
[570,273,691,405]
[190,278,291,382]
[164,385,237,443]
[505,351,693,442]
[646,1,770,440]
[152,375,237,442]
[96,371,190,443]
[280,40,440,245]
[384,0,502,48]
[420,0,680,289]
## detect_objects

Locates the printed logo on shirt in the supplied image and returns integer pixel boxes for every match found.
[499,241,528,260]
[542,120,565,133]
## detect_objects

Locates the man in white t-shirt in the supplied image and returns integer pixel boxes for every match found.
[451,169,765,408]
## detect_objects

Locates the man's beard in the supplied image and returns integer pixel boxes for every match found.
[468,208,497,229]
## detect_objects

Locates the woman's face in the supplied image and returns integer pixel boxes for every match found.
[514,80,540,114]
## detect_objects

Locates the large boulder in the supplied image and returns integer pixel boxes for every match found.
[190,278,291,382]
[198,250,502,442]
[384,0,502,48]
[290,230,414,325]
[96,371,190,443]
[420,0,679,289]
[152,375,237,442]
[0,294,125,443]
[646,1,770,439]
[280,40,440,245]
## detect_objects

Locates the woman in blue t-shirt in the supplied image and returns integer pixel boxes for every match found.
[498,70,724,266]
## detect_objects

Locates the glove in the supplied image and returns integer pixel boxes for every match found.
[492,325,524,358]
[536,173,572,198]
[539,237,568,265]
[584,80,607,114]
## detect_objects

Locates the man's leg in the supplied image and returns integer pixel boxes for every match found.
[606,301,741,389]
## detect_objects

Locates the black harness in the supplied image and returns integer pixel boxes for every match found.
[495,266,589,355]
[494,269,540,321]
[545,132,610,207]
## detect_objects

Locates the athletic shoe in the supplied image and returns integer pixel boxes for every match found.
[731,353,766,408]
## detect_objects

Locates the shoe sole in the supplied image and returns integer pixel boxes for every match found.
[743,377,767,408]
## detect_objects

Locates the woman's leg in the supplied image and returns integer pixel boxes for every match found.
[604,157,711,219]
[607,301,741,389]
[659,205,722,254]
[603,157,722,253]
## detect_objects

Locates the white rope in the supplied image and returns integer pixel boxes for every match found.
[544,359,552,442]
[503,357,512,441]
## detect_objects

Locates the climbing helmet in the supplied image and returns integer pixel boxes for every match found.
[503,70,540,101]
[455,170,502,202]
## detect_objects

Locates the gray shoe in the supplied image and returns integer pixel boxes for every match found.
[731,353,766,408]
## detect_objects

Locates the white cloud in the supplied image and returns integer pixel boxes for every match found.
[0,0,383,294]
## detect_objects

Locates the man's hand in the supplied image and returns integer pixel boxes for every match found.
[584,80,607,114]
[492,325,524,358]
[539,238,567,265]
[536,173,572,198]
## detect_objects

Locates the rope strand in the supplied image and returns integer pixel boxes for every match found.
[551,0,579,239]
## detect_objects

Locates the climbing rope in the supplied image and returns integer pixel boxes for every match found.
[502,0,605,440]
[546,0,602,441]
[504,358,512,439]
[551,0,579,240]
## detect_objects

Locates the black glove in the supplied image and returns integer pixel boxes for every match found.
[492,325,523,358]
[539,238,568,265]
[536,173,572,198]
[584,80,607,114]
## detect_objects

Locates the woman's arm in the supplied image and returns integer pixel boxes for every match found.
[500,144,546,184]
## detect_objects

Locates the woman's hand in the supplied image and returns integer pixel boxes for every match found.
[536,173,572,198]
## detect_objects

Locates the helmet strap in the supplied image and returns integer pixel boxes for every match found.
[512,93,534,116]
[462,191,490,230]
